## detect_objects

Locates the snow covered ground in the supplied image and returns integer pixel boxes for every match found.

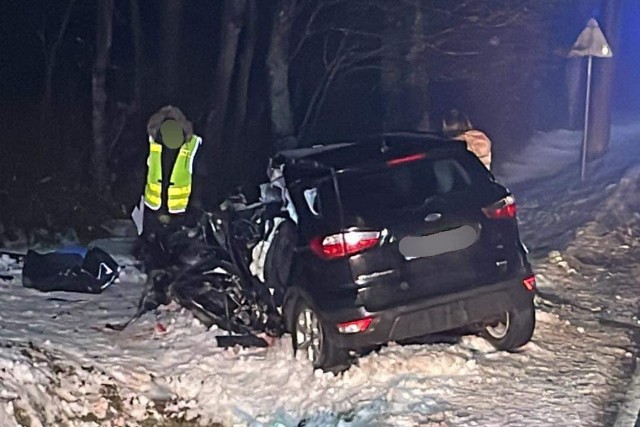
[2,121,640,426]
[494,120,640,186]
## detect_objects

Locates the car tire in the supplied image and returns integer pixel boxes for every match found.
[290,299,350,373]
[482,299,535,351]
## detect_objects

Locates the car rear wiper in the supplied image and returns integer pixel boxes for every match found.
[402,195,443,216]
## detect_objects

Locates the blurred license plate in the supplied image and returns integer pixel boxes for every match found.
[399,225,477,260]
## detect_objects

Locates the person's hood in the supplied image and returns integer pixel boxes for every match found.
[146,105,194,142]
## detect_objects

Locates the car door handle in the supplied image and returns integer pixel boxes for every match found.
[424,213,442,222]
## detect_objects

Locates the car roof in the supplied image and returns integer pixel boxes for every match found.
[276,142,356,160]
[273,132,467,173]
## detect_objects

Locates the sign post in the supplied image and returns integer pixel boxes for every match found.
[568,18,613,182]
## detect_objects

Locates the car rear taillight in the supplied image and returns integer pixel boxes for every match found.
[482,195,516,219]
[310,231,381,259]
[337,317,373,334]
[523,274,536,291]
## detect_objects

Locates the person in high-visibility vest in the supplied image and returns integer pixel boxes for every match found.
[137,105,203,272]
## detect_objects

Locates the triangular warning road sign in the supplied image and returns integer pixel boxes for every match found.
[568,18,613,58]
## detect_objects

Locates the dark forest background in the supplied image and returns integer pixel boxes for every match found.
[0,0,638,240]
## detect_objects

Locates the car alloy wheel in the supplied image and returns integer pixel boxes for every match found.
[295,307,323,364]
[485,311,510,340]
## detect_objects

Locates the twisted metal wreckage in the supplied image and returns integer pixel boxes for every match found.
[109,163,297,348]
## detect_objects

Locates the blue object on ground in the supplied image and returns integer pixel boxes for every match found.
[56,245,88,257]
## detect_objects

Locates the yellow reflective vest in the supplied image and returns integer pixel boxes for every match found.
[144,135,202,214]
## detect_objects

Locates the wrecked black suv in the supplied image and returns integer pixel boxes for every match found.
[265,133,536,371]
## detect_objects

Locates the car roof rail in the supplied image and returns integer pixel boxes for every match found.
[275,142,355,160]
[357,130,448,140]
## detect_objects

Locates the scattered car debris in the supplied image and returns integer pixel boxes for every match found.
[108,195,286,344]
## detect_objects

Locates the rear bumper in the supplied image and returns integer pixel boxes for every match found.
[318,277,535,350]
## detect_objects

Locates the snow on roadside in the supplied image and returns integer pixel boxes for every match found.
[0,267,477,426]
[495,121,640,185]
[524,163,640,323]
[0,250,637,426]
[0,254,21,278]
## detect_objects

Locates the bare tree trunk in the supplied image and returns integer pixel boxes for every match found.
[381,2,417,131]
[406,1,429,131]
[39,0,76,166]
[266,0,296,148]
[130,0,143,110]
[41,0,76,115]
[160,0,183,100]
[228,0,258,179]
[587,0,622,157]
[234,0,258,131]
[202,0,247,202]
[204,0,247,141]
[92,0,113,194]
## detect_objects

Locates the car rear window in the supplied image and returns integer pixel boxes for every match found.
[337,154,491,218]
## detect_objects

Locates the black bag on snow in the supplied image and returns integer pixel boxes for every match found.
[22,247,119,294]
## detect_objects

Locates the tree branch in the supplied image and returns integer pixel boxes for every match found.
[290,0,367,62]
[48,0,77,67]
